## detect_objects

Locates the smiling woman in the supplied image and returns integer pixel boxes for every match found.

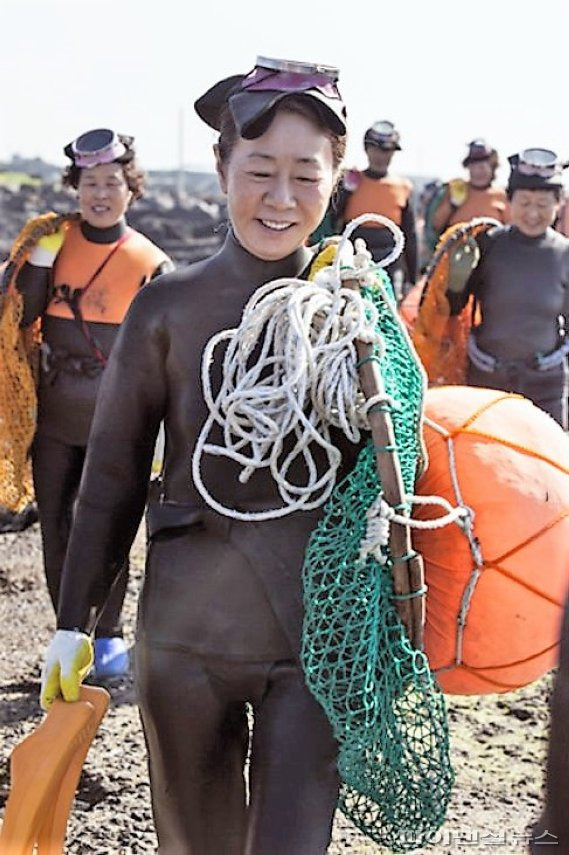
[216,109,336,261]
[444,148,569,426]
[39,57,353,853]
[0,128,173,680]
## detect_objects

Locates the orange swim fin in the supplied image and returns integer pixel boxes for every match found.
[0,685,110,855]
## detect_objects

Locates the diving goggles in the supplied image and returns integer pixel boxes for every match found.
[515,148,561,178]
[364,120,401,149]
[65,129,130,168]
[194,56,346,138]
[241,57,340,99]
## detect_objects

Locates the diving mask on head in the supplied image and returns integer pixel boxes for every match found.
[194,56,347,139]
[64,129,134,168]
[364,120,401,151]
[507,148,567,194]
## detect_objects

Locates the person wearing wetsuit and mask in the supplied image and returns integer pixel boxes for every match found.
[430,139,510,244]
[446,148,569,427]
[336,120,418,302]
[15,130,173,678]
[40,58,360,854]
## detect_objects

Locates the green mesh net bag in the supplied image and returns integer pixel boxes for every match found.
[301,270,454,852]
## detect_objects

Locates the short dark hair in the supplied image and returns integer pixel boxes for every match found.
[217,94,346,173]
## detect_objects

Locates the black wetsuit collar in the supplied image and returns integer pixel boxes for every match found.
[469,181,493,191]
[364,168,388,180]
[510,225,551,244]
[220,227,313,282]
[80,219,128,244]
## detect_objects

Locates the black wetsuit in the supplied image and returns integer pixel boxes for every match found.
[17,219,172,636]
[448,225,569,426]
[56,230,363,854]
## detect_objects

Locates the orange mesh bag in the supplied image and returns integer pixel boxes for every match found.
[413,385,569,694]
[411,220,495,386]
[0,213,77,513]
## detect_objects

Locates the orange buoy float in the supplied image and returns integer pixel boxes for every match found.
[413,385,569,694]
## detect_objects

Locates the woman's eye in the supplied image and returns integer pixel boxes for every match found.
[297,176,318,184]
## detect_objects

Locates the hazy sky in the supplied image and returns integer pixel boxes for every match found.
[2,0,567,186]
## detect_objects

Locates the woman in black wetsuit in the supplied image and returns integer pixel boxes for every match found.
[447,148,569,426]
[15,130,172,677]
[40,59,356,853]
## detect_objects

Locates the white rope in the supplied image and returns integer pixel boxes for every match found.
[191,216,404,520]
[192,213,461,529]
[192,284,377,519]
[359,492,469,564]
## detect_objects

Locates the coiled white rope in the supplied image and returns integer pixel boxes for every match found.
[191,213,470,538]
[192,215,403,520]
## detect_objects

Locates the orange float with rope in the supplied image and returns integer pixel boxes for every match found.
[414,385,569,694]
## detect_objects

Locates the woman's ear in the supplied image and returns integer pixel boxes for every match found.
[214,144,228,194]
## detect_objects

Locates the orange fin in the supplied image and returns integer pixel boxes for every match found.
[0,686,110,855]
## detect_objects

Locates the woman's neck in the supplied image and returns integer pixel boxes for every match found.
[80,219,127,244]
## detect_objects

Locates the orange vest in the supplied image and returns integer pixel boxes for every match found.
[343,173,412,226]
[47,222,169,323]
[448,184,510,226]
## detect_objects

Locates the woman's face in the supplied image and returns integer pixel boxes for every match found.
[510,189,560,237]
[467,159,493,188]
[365,145,394,175]
[217,110,336,261]
[77,162,132,229]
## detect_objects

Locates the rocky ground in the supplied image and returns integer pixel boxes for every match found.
[0,523,551,854]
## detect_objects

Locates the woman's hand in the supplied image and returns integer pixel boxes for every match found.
[41,630,93,710]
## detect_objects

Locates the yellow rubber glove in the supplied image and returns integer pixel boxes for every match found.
[41,630,94,710]
[28,229,66,268]
[448,178,468,208]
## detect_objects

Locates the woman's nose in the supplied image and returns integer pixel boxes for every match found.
[265,177,295,208]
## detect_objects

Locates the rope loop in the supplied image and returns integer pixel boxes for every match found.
[191,218,408,520]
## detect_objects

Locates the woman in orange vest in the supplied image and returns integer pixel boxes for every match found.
[14,130,173,678]
[431,139,510,238]
[336,120,418,302]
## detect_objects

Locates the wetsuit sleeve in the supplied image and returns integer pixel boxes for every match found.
[401,201,418,284]
[15,262,51,326]
[56,289,168,632]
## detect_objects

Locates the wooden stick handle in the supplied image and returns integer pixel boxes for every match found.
[344,278,425,648]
